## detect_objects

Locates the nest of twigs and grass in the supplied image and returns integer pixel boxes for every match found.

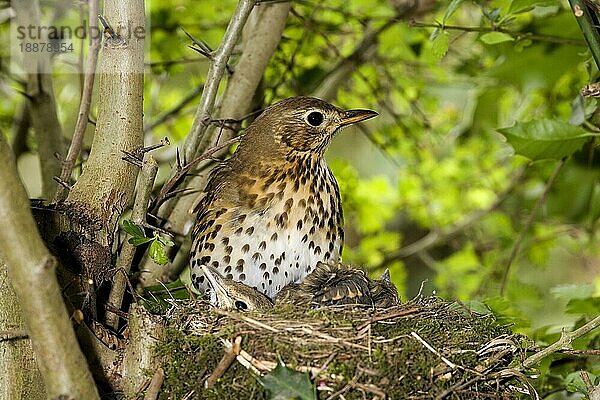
[154,296,534,399]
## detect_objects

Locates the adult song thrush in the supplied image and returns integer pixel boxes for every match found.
[190,97,377,299]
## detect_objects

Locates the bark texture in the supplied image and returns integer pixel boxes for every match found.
[0,135,99,399]
[58,0,145,311]
[12,0,65,199]
[0,262,46,399]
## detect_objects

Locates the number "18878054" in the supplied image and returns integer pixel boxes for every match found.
[19,42,74,53]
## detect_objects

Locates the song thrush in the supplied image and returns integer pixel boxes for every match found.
[190,96,377,298]
[201,262,398,311]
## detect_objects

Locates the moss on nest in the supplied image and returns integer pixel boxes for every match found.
[154,297,531,399]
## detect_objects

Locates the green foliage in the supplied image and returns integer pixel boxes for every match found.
[508,0,560,14]
[122,220,174,265]
[565,371,598,395]
[140,279,190,314]
[480,31,515,45]
[498,119,595,161]
[258,361,316,400]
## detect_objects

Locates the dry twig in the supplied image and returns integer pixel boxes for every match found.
[0,329,29,342]
[206,336,242,388]
[411,331,457,369]
[143,368,165,400]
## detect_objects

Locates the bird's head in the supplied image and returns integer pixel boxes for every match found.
[201,265,273,311]
[241,96,378,157]
[369,269,399,308]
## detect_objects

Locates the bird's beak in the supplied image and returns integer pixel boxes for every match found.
[201,265,234,308]
[339,109,378,127]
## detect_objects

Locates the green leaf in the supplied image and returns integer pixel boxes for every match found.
[463,300,493,316]
[128,236,154,246]
[258,361,316,400]
[497,119,596,161]
[550,283,595,302]
[508,0,558,14]
[431,31,449,60]
[442,0,464,24]
[123,219,145,238]
[480,32,515,45]
[566,297,600,316]
[565,371,597,394]
[156,234,175,247]
[149,239,169,265]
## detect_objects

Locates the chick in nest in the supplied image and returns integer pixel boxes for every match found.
[201,261,398,311]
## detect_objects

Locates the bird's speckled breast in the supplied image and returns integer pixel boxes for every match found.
[190,155,344,298]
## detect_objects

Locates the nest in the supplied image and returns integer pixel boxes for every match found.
[154,296,534,399]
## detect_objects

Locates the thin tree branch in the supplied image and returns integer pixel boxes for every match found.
[183,0,258,161]
[54,1,101,203]
[137,137,240,288]
[410,21,586,46]
[152,136,240,212]
[500,160,565,295]
[106,155,158,329]
[143,367,165,400]
[522,314,600,369]
[0,135,99,398]
[205,336,242,388]
[0,329,29,342]
[314,18,398,101]
[194,1,291,154]
[568,0,600,69]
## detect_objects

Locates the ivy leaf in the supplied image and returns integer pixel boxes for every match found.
[123,219,145,238]
[128,236,154,246]
[497,119,596,161]
[509,0,559,14]
[258,361,316,400]
[149,239,169,265]
[480,32,514,45]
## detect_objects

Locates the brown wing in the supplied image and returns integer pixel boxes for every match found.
[191,161,232,215]
[302,262,373,306]
[274,283,313,306]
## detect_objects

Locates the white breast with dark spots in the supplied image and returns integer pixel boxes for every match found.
[191,160,344,298]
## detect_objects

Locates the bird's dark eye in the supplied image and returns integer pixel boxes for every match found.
[306,111,324,127]
[234,300,248,311]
